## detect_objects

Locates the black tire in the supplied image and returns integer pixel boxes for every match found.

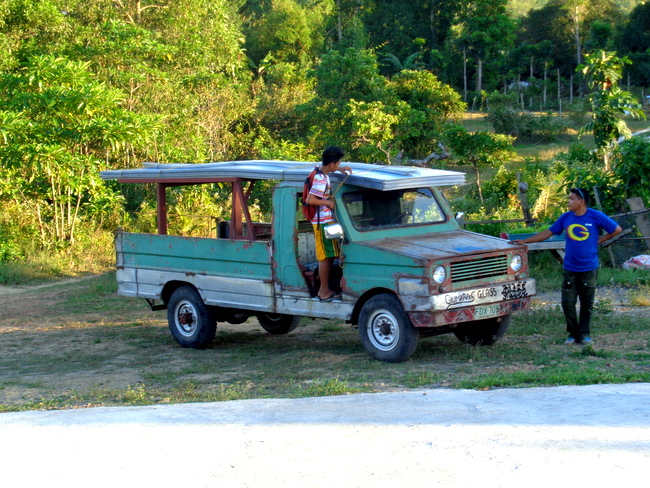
[358,294,419,363]
[257,313,301,335]
[167,286,216,348]
[453,315,511,346]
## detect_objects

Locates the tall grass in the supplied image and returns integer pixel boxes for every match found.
[0,229,114,285]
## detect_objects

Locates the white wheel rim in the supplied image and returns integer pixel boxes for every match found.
[174,300,197,337]
[367,309,399,351]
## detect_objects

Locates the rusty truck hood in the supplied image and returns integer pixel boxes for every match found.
[357,230,514,261]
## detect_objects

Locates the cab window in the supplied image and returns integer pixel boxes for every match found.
[342,188,446,231]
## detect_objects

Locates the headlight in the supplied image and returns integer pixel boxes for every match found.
[510,255,523,272]
[432,265,447,284]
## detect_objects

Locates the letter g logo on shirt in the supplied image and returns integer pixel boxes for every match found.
[567,223,589,241]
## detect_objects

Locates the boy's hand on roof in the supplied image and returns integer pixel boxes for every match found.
[339,166,352,175]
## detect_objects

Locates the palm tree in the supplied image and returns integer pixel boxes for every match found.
[382,52,425,73]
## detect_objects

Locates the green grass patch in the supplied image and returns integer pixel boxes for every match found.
[456,369,650,390]
[292,378,365,397]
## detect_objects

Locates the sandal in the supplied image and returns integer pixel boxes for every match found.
[318,293,341,302]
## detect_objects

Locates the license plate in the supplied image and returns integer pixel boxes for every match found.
[475,304,501,319]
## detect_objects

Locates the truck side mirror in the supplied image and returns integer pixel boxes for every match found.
[455,212,466,226]
[324,223,344,239]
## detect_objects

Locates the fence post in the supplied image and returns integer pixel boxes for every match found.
[592,186,617,266]
[517,172,533,227]
[627,197,650,252]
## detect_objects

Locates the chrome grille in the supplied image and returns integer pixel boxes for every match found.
[450,255,508,283]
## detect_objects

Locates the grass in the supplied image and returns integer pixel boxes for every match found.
[0,229,114,286]
[461,111,649,166]
[527,250,650,293]
[631,287,650,306]
[1,274,648,412]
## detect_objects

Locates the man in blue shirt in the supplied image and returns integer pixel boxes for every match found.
[512,188,622,345]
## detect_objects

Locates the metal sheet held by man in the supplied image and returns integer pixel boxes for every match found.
[100,160,466,190]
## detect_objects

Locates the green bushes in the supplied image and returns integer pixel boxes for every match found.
[486,92,572,142]
[552,138,650,213]
[612,137,650,207]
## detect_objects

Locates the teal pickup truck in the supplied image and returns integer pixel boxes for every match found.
[101,160,535,362]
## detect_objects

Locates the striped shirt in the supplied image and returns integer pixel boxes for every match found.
[309,171,335,224]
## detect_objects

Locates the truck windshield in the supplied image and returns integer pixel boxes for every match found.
[342,188,446,231]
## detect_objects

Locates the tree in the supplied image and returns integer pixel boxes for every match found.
[347,99,402,163]
[241,0,333,67]
[584,20,615,53]
[62,0,251,163]
[360,0,463,73]
[304,47,389,154]
[564,0,589,66]
[518,1,575,78]
[306,49,465,163]
[458,0,516,94]
[390,70,465,157]
[562,0,622,67]
[443,124,516,202]
[579,50,645,171]
[381,52,425,74]
[519,0,623,90]
[617,1,650,87]
[0,55,160,244]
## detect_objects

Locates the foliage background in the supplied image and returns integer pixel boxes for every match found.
[1,0,649,280]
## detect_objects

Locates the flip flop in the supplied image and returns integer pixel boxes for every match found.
[319,293,341,302]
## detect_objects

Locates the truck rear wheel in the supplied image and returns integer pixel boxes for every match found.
[358,294,419,363]
[257,313,301,335]
[453,315,511,346]
[167,286,216,349]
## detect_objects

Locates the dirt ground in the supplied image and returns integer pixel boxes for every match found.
[1,276,649,408]
[0,276,162,405]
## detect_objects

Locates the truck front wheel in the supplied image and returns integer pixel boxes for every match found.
[167,286,216,348]
[256,313,301,335]
[453,315,511,346]
[358,294,419,363]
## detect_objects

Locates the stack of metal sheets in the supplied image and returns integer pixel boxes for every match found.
[100,160,466,190]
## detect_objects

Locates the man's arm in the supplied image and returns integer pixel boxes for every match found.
[510,229,554,245]
[598,225,622,245]
[338,165,352,175]
[305,192,334,209]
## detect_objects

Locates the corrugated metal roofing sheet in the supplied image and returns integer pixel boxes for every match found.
[100,160,465,190]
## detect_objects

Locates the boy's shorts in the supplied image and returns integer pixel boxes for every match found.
[313,224,340,261]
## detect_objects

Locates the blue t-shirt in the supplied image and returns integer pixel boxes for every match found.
[549,209,619,272]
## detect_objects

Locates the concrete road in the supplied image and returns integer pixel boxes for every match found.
[1,384,649,487]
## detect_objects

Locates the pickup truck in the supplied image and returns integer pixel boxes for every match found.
[101,160,535,362]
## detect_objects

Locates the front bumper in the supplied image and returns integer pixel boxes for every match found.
[403,278,536,327]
